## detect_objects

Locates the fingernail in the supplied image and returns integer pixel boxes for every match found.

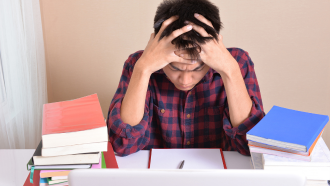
[192,60,197,63]
[184,20,189,24]
[187,25,192,30]
[180,54,184,57]
[194,13,200,17]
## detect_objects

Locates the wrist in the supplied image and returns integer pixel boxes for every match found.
[134,58,153,77]
[216,59,240,80]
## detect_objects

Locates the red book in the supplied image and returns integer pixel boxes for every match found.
[41,94,108,149]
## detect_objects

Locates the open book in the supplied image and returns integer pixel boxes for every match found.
[148,149,227,169]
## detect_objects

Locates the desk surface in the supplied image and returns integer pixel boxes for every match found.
[0,149,251,186]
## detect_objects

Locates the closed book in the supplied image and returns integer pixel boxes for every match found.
[42,141,108,157]
[33,141,100,165]
[247,105,329,152]
[27,141,93,170]
[24,141,118,185]
[51,176,68,180]
[39,152,103,178]
[249,145,312,161]
[262,137,330,180]
[46,178,67,185]
[42,94,108,149]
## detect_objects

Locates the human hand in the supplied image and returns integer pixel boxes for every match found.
[136,16,196,75]
[181,13,237,75]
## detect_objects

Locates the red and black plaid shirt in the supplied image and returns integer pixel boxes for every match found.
[107,48,265,156]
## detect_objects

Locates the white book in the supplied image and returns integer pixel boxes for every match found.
[42,141,108,156]
[262,137,330,180]
[42,126,108,148]
[33,151,101,166]
[48,179,67,185]
[51,176,68,180]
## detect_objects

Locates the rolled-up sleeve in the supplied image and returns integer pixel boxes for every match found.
[222,48,265,155]
[106,51,151,156]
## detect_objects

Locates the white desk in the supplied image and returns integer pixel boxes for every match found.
[0,149,252,186]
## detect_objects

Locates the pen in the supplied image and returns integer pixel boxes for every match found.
[179,160,185,169]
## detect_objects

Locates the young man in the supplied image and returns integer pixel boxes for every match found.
[107,0,264,156]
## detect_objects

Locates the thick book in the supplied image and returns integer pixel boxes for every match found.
[39,152,103,178]
[148,148,227,169]
[33,141,100,165]
[246,105,329,152]
[27,141,93,171]
[248,128,323,159]
[42,141,108,157]
[248,131,324,161]
[42,94,108,149]
[262,137,330,180]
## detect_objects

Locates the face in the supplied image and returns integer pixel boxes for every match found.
[163,49,210,91]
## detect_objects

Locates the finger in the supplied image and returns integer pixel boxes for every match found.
[156,15,179,39]
[166,24,193,41]
[175,53,198,60]
[218,34,223,41]
[184,21,209,37]
[171,56,198,64]
[194,13,214,28]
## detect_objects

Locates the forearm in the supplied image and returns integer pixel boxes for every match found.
[120,59,151,126]
[217,59,252,128]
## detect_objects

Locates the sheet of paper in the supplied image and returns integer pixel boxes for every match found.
[115,150,150,169]
[149,149,224,169]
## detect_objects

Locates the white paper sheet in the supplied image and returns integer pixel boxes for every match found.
[149,149,224,169]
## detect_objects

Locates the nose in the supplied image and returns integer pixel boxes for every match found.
[179,71,192,86]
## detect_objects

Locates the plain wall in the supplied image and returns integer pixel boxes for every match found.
[39,0,330,147]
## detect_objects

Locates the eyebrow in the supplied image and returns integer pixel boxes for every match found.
[170,63,205,72]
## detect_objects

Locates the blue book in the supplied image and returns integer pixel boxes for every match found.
[247,105,329,152]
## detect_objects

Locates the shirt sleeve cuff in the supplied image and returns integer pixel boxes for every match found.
[223,96,264,139]
[108,98,149,139]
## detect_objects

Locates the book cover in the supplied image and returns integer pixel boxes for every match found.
[42,94,105,135]
[247,105,329,152]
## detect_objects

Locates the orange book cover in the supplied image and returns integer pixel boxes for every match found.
[42,94,106,135]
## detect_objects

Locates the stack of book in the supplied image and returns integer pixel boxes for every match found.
[247,105,330,185]
[24,94,116,186]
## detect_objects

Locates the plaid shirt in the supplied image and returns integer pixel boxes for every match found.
[107,48,265,157]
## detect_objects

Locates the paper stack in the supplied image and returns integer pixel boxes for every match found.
[247,105,330,185]
[25,94,109,186]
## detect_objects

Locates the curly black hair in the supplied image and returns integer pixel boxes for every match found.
[154,0,223,60]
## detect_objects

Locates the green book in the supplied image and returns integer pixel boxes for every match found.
[101,151,106,168]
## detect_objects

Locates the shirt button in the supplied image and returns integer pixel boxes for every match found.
[187,141,191,145]
[187,114,191,118]
[189,92,191,95]
[161,109,165,113]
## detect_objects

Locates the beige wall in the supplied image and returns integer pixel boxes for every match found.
[40,0,330,147]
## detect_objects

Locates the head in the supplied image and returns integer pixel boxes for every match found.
[154,0,222,91]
